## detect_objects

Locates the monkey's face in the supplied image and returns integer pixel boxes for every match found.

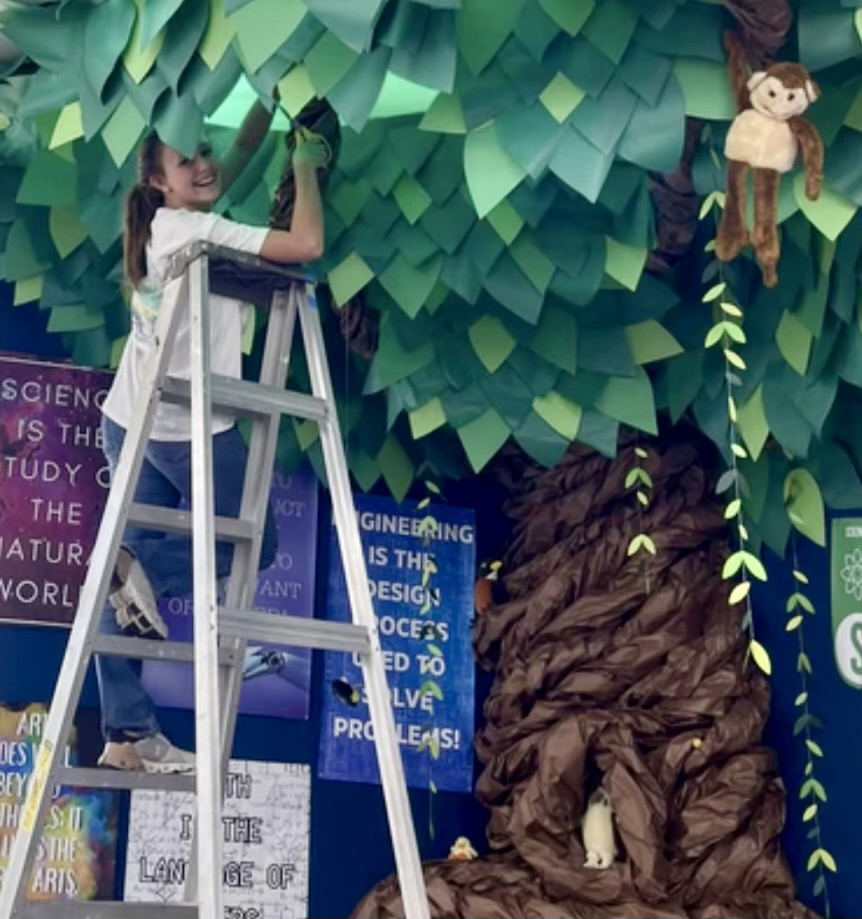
[747,71,816,121]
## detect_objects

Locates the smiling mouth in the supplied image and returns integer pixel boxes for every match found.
[194,176,217,188]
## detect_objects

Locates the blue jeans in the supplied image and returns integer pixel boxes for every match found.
[96,416,278,741]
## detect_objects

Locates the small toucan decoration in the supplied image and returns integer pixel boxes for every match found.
[474,559,503,616]
[331,677,360,706]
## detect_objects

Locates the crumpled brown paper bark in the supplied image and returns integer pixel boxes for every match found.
[352,433,817,919]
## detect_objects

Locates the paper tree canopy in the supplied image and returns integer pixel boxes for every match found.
[1,0,862,556]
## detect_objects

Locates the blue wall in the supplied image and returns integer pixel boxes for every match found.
[756,523,862,918]
[0,490,497,918]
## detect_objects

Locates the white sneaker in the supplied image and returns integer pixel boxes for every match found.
[110,547,168,640]
[132,733,196,774]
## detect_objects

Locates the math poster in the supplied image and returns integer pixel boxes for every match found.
[124,760,310,918]
[0,703,119,901]
[0,356,111,626]
[318,494,476,793]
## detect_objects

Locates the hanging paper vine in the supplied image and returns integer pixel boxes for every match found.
[416,477,444,838]
[787,545,836,914]
[625,445,655,592]
[699,244,771,674]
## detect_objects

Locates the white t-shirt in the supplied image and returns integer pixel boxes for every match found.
[103,207,269,440]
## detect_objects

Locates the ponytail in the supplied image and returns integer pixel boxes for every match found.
[123,131,164,290]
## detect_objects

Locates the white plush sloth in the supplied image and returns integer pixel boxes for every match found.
[581,788,617,870]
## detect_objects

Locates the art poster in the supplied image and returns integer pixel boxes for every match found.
[124,760,310,919]
[140,468,319,720]
[0,356,112,626]
[830,518,862,688]
[318,494,476,793]
[0,703,118,901]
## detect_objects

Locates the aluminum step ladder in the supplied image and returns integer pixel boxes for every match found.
[0,241,430,919]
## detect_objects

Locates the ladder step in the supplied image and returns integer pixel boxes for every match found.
[128,502,255,541]
[162,374,328,422]
[57,766,195,793]
[219,608,371,655]
[19,901,196,918]
[92,635,242,666]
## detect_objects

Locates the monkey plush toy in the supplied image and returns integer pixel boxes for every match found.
[715,31,824,287]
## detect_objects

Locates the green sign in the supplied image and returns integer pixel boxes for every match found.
[830,519,862,688]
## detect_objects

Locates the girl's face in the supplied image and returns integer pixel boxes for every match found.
[150,143,221,211]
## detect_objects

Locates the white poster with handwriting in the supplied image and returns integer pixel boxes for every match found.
[123,760,310,918]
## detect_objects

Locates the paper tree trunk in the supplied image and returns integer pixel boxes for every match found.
[351,431,816,919]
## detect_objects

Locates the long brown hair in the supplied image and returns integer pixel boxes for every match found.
[123,131,165,289]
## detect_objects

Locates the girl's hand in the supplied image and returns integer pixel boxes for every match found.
[292,128,329,170]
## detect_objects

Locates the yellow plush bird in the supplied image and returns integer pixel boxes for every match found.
[448,837,478,861]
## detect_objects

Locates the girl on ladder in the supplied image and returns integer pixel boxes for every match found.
[97,98,327,773]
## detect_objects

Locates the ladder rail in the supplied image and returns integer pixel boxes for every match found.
[298,284,431,919]
[0,274,190,919]
[187,253,225,917]
[1,245,431,919]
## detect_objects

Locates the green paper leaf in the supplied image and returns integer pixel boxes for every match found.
[13,275,44,307]
[84,0,136,99]
[4,220,49,282]
[514,410,570,467]
[47,304,105,334]
[124,0,165,82]
[468,315,516,373]
[305,31,360,98]
[139,0,185,49]
[154,90,204,158]
[530,303,577,373]
[582,0,636,65]
[486,199,524,245]
[795,174,857,242]
[156,0,210,92]
[17,150,77,208]
[199,0,236,70]
[379,253,443,318]
[364,315,435,394]
[457,0,524,75]
[377,434,414,500]
[457,408,510,473]
[464,122,527,218]
[729,581,750,605]
[232,0,306,73]
[775,310,812,376]
[49,103,85,149]
[750,639,772,676]
[483,253,543,324]
[539,0,594,36]
[419,93,467,134]
[594,369,657,434]
[49,207,88,259]
[625,320,682,364]
[737,384,769,461]
[393,174,433,224]
[101,95,147,166]
[672,59,736,120]
[327,45,390,132]
[784,468,826,547]
[604,236,646,291]
[510,234,555,293]
[306,0,386,54]
[328,252,374,306]
[539,72,586,123]
[549,126,612,203]
[532,390,582,440]
[409,398,447,439]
